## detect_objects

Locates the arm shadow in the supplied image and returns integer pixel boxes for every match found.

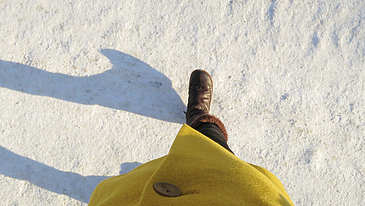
[0,49,185,123]
[0,146,142,203]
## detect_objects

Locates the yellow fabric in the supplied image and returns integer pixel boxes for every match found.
[89,124,294,206]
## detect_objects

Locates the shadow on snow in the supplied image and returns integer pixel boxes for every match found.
[0,49,185,123]
[0,146,142,203]
[0,50,179,202]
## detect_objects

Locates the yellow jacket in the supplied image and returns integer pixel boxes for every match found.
[89,124,294,205]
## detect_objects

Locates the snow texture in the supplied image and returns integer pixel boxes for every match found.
[0,0,364,205]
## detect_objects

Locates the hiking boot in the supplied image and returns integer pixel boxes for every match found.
[186,69,213,125]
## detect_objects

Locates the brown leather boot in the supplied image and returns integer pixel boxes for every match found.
[186,69,228,141]
[186,69,213,125]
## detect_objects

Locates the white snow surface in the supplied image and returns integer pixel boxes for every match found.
[0,0,364,205]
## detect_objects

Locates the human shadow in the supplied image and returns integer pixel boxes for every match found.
[0,146,142,203]
[0,49,185,123]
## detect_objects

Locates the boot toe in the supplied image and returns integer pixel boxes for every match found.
[189,70,213,89]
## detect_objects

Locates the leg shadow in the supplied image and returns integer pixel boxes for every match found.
[0,146,141,203]
[0,50,185,123]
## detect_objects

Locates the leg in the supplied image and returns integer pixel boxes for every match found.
[186,70,234,154]
[195,122,234,154]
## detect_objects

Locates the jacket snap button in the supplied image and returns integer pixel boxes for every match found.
[153,182,181,197]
